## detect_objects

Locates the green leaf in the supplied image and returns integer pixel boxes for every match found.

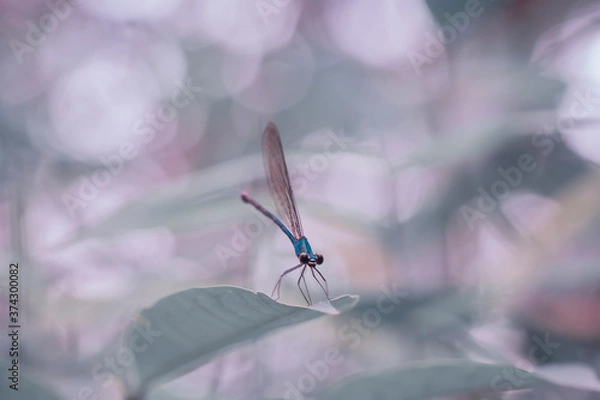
[321,361,541,400]
[123,286,358,393]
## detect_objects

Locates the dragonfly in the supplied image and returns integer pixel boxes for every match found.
[241,122,330,305]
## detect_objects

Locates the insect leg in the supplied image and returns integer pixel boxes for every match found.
[311,267,330,300]
[271,263,303,300]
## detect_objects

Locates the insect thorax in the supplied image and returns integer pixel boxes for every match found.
[294,237,313,256]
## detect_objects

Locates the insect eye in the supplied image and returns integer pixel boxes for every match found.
[299,253,309,264]
[316,254,324,265]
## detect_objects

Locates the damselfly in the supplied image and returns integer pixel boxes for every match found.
[241,122,330,305]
